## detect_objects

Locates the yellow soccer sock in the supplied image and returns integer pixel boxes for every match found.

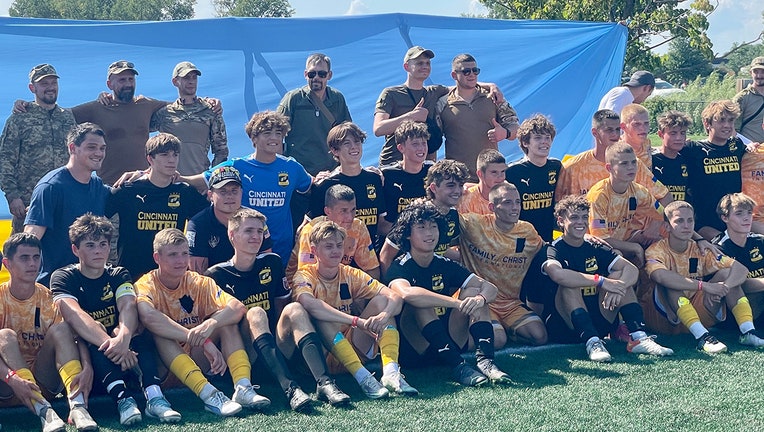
[226,349,251,386]
[58,359,85,405]
[331,334,363,375]
[732,297,755,333]
[677,296,706,338]
[16,368,46,412]
[169,354,208,396]
[378,326,400,368]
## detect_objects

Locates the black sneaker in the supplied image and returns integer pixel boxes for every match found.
[453,362,488,387]
[696,332,727,354]
[316,379,351,406]
[285,385,312,412]
[477,359,512,384]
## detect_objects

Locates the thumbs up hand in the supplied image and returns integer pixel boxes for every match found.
[487,118,507,143]
[408,97,429,122]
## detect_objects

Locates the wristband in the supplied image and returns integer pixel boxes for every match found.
[477,294,488,304]
[4,370,16,383]
[204,338,213,346]
[596,275,605,289]
[351,316,359,328]
[698,280,703,292]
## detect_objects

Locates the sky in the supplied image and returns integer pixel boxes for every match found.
[0,0,760,54]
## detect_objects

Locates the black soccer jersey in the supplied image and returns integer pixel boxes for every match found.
[205,253,290,330]
[651,151,689,202]
[546,238,621,299]
[107,179,208,278]
[715,232,764,279]
[386,253,474,317]
[381,160,433,224]
[681,138,746,231]
[50,265,135,334]
[309,169,387,239]
[505,158,562,242]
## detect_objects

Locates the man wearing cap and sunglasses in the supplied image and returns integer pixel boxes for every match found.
[373,46,505,167]
[151,61,229,176]
[0,64,76,234]
[598,70,655,116]
[733,57,764,144]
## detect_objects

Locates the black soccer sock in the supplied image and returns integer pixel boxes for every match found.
[570,308,599,343]
[131,331,162,388]
[619,302,647,333]
[421,320,463,368]
[88,344,128,402]
[468,321,495,363]
[254,333,295,392]
[297,332,331,385]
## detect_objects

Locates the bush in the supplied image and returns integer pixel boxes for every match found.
[643,73,738,136]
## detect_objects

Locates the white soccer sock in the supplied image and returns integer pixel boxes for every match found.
[235,378,252,388]
[144,384,163,401]
[199,383,217,401]
[382,362,400,377]
[353,367,372,384]
[688,322,708,339]
[740,321,755,334]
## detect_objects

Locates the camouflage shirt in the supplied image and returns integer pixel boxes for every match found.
[0,103,75,204]
[150,97,228,176]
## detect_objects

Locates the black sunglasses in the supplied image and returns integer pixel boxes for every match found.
[307,70,329,79]
[457,67,481,76]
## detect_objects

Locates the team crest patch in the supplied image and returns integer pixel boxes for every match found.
[548,170,557,185]
[366,184,376,199]
[751,247,762,263]
[101,283,114,302]
[447,220,456,237]
[259,267,272,284]
[432,274,444,293]
[729,141,738,152]
[681,164,688,177]
[168,192,181,208]
[585,256,598,273]
[278,172,289,187]
[208,235,220,248]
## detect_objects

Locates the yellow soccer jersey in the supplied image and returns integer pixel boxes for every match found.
[135,270,234,329]
[292,264,384,315]
[459,213,542,302]
[741,148,764,223]
[645,238,734,297]
[457,184,491,215]
[587,178,662,240]
[0,283,61,365]
[286,216,379,281]
[556,149,668,199]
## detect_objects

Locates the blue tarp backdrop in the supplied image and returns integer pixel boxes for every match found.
[0,14,627,219]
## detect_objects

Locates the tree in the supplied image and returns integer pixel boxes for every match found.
[479,0,715,72]
[213,0,294,17]
[661,37,713,84]
[9,0,195,20]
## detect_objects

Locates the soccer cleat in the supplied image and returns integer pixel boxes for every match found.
[381,371,419,395]
[40,406,66,432]
[586,338,612,362]
[696,332,727,354]
[453,362,488,387]
[316,379,351,406]
[68,404,97,431]
[145,396,182,423]
[117,397,142,426]
[359,374,389,399]
[627,335,674,356]
[740,329,764,348]
[285,385,312,412]
[203,390,242,417]
[232,384,271,410]
[476,359,512,384]
[613,322,631,343]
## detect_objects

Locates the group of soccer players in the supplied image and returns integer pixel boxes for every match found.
[4,82,764,432]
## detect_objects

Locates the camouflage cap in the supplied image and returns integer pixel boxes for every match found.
[751,57,764,71]
[404,46,435,63]
[173,61,201,78]
[209,166,242,189]
[29,64,59,83]
[107,60,138,78]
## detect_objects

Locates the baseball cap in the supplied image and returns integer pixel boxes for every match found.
[404,46,435,63]
[29,64,59,83]
[623,70,655,87]
[173,61,201,78]
[107,60,138,78]
[750,57,764,71]
[209,166,242,189]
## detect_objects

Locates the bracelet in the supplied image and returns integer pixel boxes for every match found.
[698,280,703,292]
[204,338,213,346]
[477,294,487,304]
[351,316,359,328]
[4,370,16,383]
[594,274,605,289]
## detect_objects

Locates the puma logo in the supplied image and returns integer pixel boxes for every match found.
[701,147,712,155]
[393,182,403,191]
[654,166,664,174]
[520,178,530,186]
[437,344,450,353]
[136,194,146,203]
[478,338,491,344]
[226,284,235,294]
[243,174,254,183]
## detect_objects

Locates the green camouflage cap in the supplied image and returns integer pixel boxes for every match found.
[29,64,59,83]
[107,60,138,78]
[750,57,764,71]
[173,61,201,78]
[404,46,434,63]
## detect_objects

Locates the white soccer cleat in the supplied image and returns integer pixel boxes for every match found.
[627,335,674,356]
[586,338,612,362]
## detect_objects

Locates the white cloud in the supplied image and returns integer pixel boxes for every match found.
[345,0,370,16]
[467,0,488,16]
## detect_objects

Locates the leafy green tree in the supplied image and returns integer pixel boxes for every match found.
[661,37,713,85]
[479,0,714,72]
[10,0,195,20]
[724,43,764,76]
[213,0,294,17]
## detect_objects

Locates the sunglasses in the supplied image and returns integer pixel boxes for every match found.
[307,70,329,79]
[110,61,135,69]
[457,67,481,76]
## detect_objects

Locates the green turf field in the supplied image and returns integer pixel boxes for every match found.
[4,327,764,431]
